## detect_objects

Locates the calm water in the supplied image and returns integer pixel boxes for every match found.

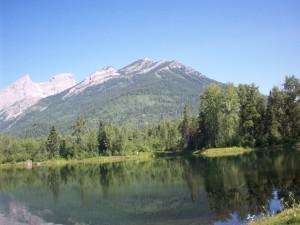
[0,151,300,225]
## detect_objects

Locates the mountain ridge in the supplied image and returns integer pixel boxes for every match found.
[0,58,221,136]
[0,73,76,120]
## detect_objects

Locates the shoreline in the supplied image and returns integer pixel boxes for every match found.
[193,144,298,158]
[0,144,298,168]
[0,152,153,169]
[249,207,300,225]
[194,147,255,158]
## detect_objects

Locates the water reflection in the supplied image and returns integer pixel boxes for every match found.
[0,150,299,225]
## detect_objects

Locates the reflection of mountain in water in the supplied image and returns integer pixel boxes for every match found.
[0,150,299,225]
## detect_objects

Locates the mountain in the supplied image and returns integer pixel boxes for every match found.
[0,59,221,136]
[0,74,76,120]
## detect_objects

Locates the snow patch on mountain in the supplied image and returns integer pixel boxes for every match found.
[158,60,204,77]
[0,58,206,122]
[0,73,76,120]
[119,58,156,75]
[119,58,204,77]
[64,66,120,98]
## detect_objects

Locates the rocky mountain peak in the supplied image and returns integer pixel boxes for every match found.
[64,66,120,98]
[119,58,156,75]
[0,73,76,120]
[9,74,33,89]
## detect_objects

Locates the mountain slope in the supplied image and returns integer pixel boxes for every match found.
[0,59,222,136]
[0,74,76,120]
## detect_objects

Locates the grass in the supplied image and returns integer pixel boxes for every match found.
[249,207,300,225]
[0,152,153,168]
[194,147,255,158]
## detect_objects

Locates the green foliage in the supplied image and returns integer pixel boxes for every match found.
[282,76,300,140]
[265,87,285,144]
[218,84,240,146]
[198,84,240,148]
[1,70,219,136]
[97,121,109,155]
[265,76,300,145]
[196,77,298,150]
[0,76,299,163]
[59,137,75,159]
[238,84,265,147]
[199,84,223,148]
[180,104,191,149]
[46,126,60,159]
[0,135,46,163]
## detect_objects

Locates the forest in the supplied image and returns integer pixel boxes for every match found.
[0,76,299,164]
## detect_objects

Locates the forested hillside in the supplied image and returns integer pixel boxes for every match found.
[0,76,298,164]
[0,59,219,136]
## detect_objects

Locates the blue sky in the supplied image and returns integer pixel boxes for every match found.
[0,0,299,94]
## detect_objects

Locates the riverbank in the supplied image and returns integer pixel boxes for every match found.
[0,152,153,169]
[249,207,300,225]
[194,147,254,158]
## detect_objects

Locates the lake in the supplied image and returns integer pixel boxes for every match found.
[0,150,299,225]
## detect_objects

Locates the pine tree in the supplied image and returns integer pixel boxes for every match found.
[97,121,109,155]
[86,128,98,155]
[46,126,59,158]
[180,104,191,149]
[72,115,86,145]
[59,139,68,158]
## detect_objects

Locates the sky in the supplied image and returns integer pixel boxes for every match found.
[0,0,299,94]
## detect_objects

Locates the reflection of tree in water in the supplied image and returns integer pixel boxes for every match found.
[98,165,111,196]
[60,165,74,185]
[0,151,300,222]
[189,151,300,221]
[46,168,61,201]
[182,158,203,203]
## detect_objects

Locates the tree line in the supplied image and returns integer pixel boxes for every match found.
[182,75,300,150]
[0,116,181,163]
[0,76,299,163]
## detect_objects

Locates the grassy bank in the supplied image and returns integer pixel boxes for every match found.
[0,152,153,169]
[194,147,255,158]
[250,207,300,225]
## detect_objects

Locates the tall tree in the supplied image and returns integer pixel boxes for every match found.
[198,84,222,148]
[112,127,127,154]
[238,84,265,146]
[72,115,86,146]
[218,84,240,146]
[86,128,98,155]
[46,126,59,158]
[265,87,285,144]
[98,121,109,155]
[282,76,300,140]
[180,104,191,149]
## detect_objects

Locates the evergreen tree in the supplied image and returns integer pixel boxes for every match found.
[86,128,98,155]
[72,115,86,146]
[180,104,191,149]
[46,126,59,158]
[113,129,126,154]
[98,121,109,155]
[59,139,68,159]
